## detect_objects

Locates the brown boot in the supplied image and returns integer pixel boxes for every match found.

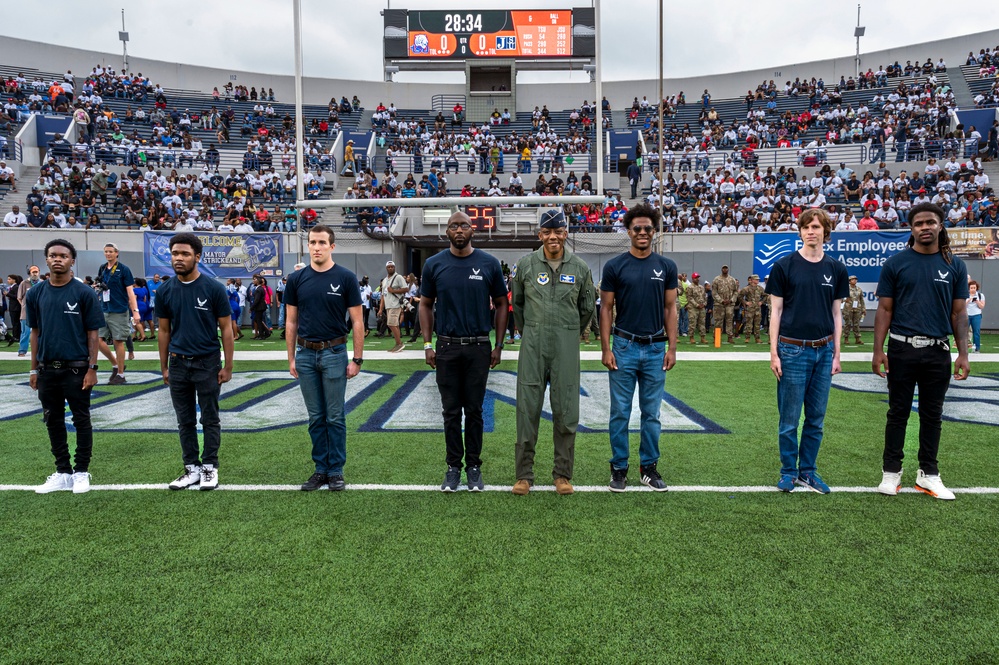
[755,337,762,344]
[855,338,865,345]
[744,337,751,344]
[700,336,708,344]
[512,479,531,495]
[554,477,574,495]
[727,335,734,344]
[689,336,695,344]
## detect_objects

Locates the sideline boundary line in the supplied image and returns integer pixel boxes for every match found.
[2,483,997,494]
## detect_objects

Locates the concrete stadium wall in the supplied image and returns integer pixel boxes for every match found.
[5,27,999,108]
[3,228,997,330]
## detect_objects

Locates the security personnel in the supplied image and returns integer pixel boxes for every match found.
[712,265,739,343]
[842,275,866,344]
[686,273,707,344]
[739,274,766,344]
[511,208,595,495]
[27,238,104,494]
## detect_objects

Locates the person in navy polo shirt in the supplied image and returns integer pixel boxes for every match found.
[419,211,509,492]
[156,233,235,491]
[285,224,364,491]
[873,203,970,500]
[96,242,141,385]
[765,208,849,494]
[27,238,105,494]
[599,203,678,493]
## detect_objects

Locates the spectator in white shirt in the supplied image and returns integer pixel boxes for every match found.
[3,205,27,227]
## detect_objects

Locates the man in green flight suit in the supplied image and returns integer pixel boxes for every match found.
[511,208,595,496]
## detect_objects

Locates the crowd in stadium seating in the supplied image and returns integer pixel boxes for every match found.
[968,45,999,107]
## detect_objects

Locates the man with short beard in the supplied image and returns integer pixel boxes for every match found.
[156,233,234,491]
[419,212,508,492]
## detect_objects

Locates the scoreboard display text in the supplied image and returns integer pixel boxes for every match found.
[407,10,572,58]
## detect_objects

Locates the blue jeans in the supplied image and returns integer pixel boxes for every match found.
[969,314,982,351]
[278,303,286,328]
[776,341,833,476]
[678,308,689,337]
[295,345,348,475]
[19,321,30,354]
[608,337,666,470]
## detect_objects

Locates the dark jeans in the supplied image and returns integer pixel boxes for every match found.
[883,338,952,475]
[168,354,222,467]
[435,341,491,468]
[37,366,93,473]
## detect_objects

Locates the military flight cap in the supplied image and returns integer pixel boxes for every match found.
[750,274,760,280]
[539,209,567,229]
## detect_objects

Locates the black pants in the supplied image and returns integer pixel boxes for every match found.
[883,338,952,475]
[435,341,491,469]
[37,366,93,473]
[168,355,223,467]
[362,306,371,331]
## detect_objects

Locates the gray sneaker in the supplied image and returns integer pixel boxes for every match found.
[441,466,461,492]
[640,463,668,492]
[609,466,628,493]
[108,373,126,385]
[466,465,484,492]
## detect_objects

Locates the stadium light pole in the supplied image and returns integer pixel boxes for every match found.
[119,9,129,73]
[293,0,306,208]
[854,5,865,81]
[594,0,603,197]
[657,0,665,250]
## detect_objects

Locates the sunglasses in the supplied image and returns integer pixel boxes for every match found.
[447,222,472,230]
[630,225,655,234]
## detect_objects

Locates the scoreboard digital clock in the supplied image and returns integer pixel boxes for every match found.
[384,9,592,60]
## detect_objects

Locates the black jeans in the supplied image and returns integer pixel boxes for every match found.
[884,338,952,475]
[435,341,491,468]
[168,355,222,467]
[37,367,93,473]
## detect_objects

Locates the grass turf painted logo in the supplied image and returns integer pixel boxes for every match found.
[832,372,999,425]
[1,371,726,434]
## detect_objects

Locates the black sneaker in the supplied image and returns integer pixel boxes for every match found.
[327,474,346,491]
[466,465,484,492]
[609,466,628,493]
[301,472,327,491]
[640,463,668,492]
[441,466,461,492]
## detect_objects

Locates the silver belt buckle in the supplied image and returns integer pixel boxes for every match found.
[911,336,934,348]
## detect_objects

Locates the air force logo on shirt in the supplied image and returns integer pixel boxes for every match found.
[469,268,483,281]
[64,301,80,315]
[328,283,342,297]
[934,270,950,284]
[195,297,210,312]
[822,274,833,287]
[652,268,664,282]
[559,274,575,284]
[537,272,550,285]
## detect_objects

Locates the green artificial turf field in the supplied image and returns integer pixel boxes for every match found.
[1,356,997,663]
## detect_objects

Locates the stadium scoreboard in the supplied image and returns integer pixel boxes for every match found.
[384,8,595,60]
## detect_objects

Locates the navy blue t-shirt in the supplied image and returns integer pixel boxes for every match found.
[876,248,969,338]
[154,275,232,357]
[25,279,105,363]
[420,249,507,337]
[600,251,678,336]
[97,261,135,314]
[284,263,362,341]
[765,251,849,340]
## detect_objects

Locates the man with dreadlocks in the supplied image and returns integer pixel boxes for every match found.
[873,202,970,500]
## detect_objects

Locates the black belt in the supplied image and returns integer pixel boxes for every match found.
[613,328,667,344]
[299,336,347,350]
[779,334,834,348]
[170,352,219,361]
[437,335,491,345]
[38,360,90,369]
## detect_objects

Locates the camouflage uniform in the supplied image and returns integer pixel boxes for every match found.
[739,281,766,343]
[712,272,740,341]
[686,282,707,343]
[842,280,866,344]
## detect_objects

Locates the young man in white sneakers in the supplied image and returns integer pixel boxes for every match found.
[27,239,104,494]
[873,203,969,500]
[156,233,235,491]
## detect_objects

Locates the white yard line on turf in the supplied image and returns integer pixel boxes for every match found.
[1,483,997,494]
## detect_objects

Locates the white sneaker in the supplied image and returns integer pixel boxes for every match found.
[877,470,903,496]
[199,464,218,491]
[72,471,92,494]
[36,472,74,494]
[169,464,202,490]
[914,469,956,501]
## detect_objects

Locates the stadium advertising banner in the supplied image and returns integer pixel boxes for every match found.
[945,227,999,259]
[754,232,910,310]
[144,231,284,279]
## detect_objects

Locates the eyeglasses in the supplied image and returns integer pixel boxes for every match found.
[630,225,655,234]
[447,222,472,230]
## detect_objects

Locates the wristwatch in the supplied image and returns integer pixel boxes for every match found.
[495,341,504,349]
[352,357,363,366]
[89,364,99,371]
